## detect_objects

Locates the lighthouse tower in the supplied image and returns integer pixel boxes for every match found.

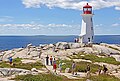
[79,3,94,44]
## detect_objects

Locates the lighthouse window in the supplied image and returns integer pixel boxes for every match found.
[91,18,92,21]
[91,27,93,30]
[84,8,87,11]
[88,8,91,11]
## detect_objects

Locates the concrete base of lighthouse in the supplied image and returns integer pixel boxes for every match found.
[78,35,93,44]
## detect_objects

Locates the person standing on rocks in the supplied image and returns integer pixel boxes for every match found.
[9,57,13,65]
[39,50,42,58]
[86,64,90,78]
[75,38,79,43]
[53,58,57,72]
[37,48,42,58]
[72,61,76,75]
[98,67,102,75]
[59,61,62,73]
[27,43,31,55]
[46,55,49,65]
[103,65,108,74]
[52,44,56,52]
[50,56,53,65]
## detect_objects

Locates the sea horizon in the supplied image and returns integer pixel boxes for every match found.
[0,35,120,36]
[0,35,120,50]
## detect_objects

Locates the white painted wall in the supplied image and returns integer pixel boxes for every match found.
[79,14,94,43]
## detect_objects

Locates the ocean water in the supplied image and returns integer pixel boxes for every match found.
[0,35,120,50]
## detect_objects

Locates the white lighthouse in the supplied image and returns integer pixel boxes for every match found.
[79,3,94,44]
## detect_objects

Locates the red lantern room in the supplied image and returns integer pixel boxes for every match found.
[83,3,92,14]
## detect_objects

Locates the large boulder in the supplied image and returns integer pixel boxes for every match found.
[65,68,71,73]
[42,44,54,50]
[2,51,14,61]
[31,68,38,72]
[0,68,31,76]
[93,45,120,55]
[55,42,70,50]
[13,48,24,52]
[27,43,32,47]
[30,47,37,51]
[21,59,36,64]
[69,43,81,49]
[30,51,38,57]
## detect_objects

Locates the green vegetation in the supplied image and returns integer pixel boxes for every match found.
[76,61,101,73]
[0,61,10,68]
[11,58,120,81]
[88,74,120,81]
[57,60,101,73]
[13,73,84,81]
[69,53,120,65]
[0,58,44,70]
[56,60,72,72]
[13,57,22,63]
[13,73,120,81]
[13,61,44,70]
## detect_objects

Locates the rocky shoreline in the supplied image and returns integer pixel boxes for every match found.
[0,42,120,81]
[1,42,120,61]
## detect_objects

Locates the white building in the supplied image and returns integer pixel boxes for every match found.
[79,3,94,44]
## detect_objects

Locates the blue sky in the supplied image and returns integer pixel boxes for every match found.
[0,0,120,36]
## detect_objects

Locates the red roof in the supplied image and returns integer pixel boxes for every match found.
[83,3,92,8]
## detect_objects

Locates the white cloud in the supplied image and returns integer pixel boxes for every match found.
[115,7,120,10]
[47,23,68,27]
[22,0,120,10]
[0,23,81,35]
[0,23,80,30]
[112,23,120,27]
[95,24,103,27]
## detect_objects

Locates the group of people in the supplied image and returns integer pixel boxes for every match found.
[72,62,108,78]
[46,55,108,76]
[46,55,62,72]
[71,62,91,76]
[74,38,79,43]
[98,65,108,75]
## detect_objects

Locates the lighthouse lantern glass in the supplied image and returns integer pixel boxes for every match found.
[88,8,92,11]
[83,7,92,14]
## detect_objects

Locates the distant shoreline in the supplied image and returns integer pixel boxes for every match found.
[0,35,120,36]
